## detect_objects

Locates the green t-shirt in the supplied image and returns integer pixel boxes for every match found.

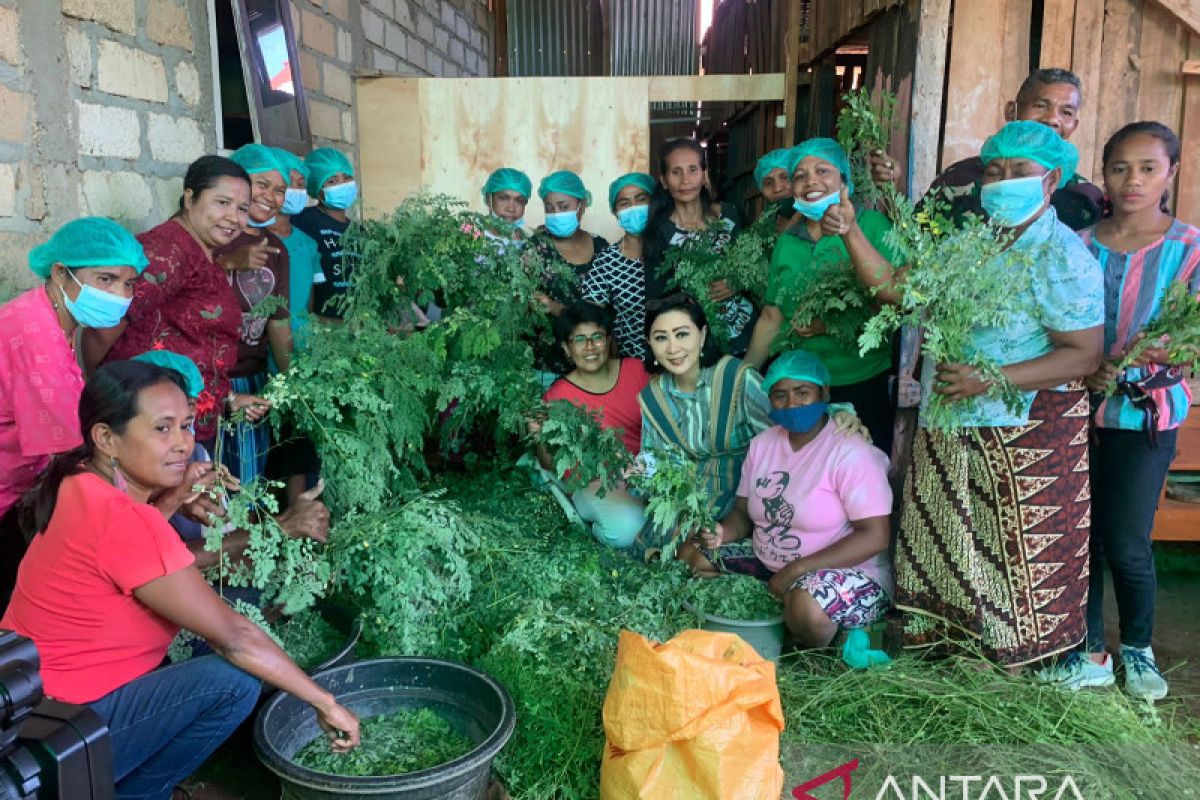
[765,208,897,386]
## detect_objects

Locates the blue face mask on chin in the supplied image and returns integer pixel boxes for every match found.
[248,216,275,228]
[768,401,829,434]
[545,210,581,238]
[616,204,649,235]
[979,175,1049,227]
[61,270,132,329]
[281,187,309,215]
[793,191,841,221]
[322,180,358,210]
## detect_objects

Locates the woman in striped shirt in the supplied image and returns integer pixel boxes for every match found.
[1052,122,1199,700]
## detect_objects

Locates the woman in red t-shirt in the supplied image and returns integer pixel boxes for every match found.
[535,302,648,549]
[1,361,359,800]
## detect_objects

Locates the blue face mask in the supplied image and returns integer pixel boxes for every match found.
[979,175,1048,227]
[768,402,829,434]
[248,216,275,228]
[322,180,358,210]
[281,187,309,215]
[792,191,841,221]
[545,210,581,238]
[61,271,132,329]
[616,204,649,235]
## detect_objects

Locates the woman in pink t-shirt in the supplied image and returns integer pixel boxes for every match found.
[534,302,649,549]
[678,350,893,647]
[2,361,359,800]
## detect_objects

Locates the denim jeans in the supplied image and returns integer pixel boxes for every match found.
[88,655,261,800]
[1086,427,1178,652]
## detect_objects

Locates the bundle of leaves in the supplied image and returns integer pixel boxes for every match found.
[327,493,479,655]
[841,89,1035,429]
[262,322,441,515]
[631,447,719,561]
[1115,280,1200,373]
[293,707,475,776]
[770,258,876,353]
[681,573,782,622]
[836,86,897,211]
[529,399,633,494]
[661,215,774,345]
[200,468,331,616]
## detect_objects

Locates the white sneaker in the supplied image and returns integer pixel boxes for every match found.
[1121,645,1169,701]
[1036,651,1114,690]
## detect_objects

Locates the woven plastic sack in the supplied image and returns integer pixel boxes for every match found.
[600,629,785,799]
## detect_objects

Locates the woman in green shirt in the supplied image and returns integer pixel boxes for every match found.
[745,138,898,453]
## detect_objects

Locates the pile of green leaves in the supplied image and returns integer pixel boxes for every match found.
[770,259,876,353]
[530,400,632,493]
[274,609,345,671]
[661,213,774,345]
[293,708,474,776]
[630,447,718,561]
[1115,280,1200,373]
[682,573,782,622]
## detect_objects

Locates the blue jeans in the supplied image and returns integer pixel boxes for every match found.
[88,655,261,800]
[1086,427,1178,651]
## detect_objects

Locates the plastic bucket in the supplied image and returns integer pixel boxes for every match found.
[254,658,516,800]
[682,601,787,662]
[307,602,363,674]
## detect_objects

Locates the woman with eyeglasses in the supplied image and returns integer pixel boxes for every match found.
[533,302,649,549]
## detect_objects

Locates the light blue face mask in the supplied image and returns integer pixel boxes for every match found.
[61,270,132,329]
[545,210,581,238]
[616,204,649,235]
[979,175,1049,227]
[768,401,828,434]
[248,216,276,228]
[793,191,841,221]
[281,187,308,215]
[322,180,359,210]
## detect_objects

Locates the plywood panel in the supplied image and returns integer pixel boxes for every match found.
[1070,0,1105,182]
[1040,0,1078,68]
[357,78,423,219]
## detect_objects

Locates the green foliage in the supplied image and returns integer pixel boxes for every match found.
[682,573,782,621]
[327,493,479,655]
[1115,280,1200,374]
[530,400,632,494]
[630,447,718,561]
[771,259,876,353]
[661,214,774,345]
[293,708,474,776]
[836,86,896,208]
[247,293,288,320]
[275,609,345,670]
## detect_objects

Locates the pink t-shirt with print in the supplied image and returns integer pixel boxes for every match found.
[0,287,85,518]
[736,422,893,591]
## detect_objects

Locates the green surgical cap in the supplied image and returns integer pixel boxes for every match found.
[132,350,204,399]
[273,147,309,183]
[607,172,656,212]
[754,148,793,189]
[28,217,149,279]
[305,147,355,197]
[762,349,832,395]
[537,170,591,205]
[482,168,532,201]
[980,120,1078,189]
[230,143,286,181]
[788,138,854,197]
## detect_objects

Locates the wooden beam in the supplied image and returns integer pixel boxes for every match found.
[783,0,804,145]
[1071,0,1105,182]
[1040,0,1078,68]
[646,73,786,103]
[1185,59,1200,73]
[908,0,951,197]
[1148,0,1200,36]
[1177,36,1200,224]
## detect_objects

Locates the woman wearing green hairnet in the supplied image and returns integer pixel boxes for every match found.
[580,172,656,360]
[213,144,294,486]
[754,147,797,234]
[530,170,609,309]
[268,147,321,343]
[481,167,531,249]
[843,120,1105,668]
[745,138,899,454]
[0,217,148,606]
[292,147,358,323]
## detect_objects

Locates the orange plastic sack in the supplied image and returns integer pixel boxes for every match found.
[599,629,785,799]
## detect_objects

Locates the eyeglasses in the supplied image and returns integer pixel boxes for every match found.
[570,333,608,346]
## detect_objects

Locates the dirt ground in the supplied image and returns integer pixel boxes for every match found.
[181,546,1200,800]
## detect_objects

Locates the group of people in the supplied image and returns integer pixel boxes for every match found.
[0,65,1195,799]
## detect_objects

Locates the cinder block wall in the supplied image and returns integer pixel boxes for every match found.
[360,0,493,77]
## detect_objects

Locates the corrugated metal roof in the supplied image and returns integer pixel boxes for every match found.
[506,0,598,77]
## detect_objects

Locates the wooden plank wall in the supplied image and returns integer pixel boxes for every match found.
[806,0,903,61]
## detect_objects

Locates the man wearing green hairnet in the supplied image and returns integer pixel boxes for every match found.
[293,147,357,323]
[753,148,797,233]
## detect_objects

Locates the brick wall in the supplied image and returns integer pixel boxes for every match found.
[292,0,357,147]
[360,0,493,77]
